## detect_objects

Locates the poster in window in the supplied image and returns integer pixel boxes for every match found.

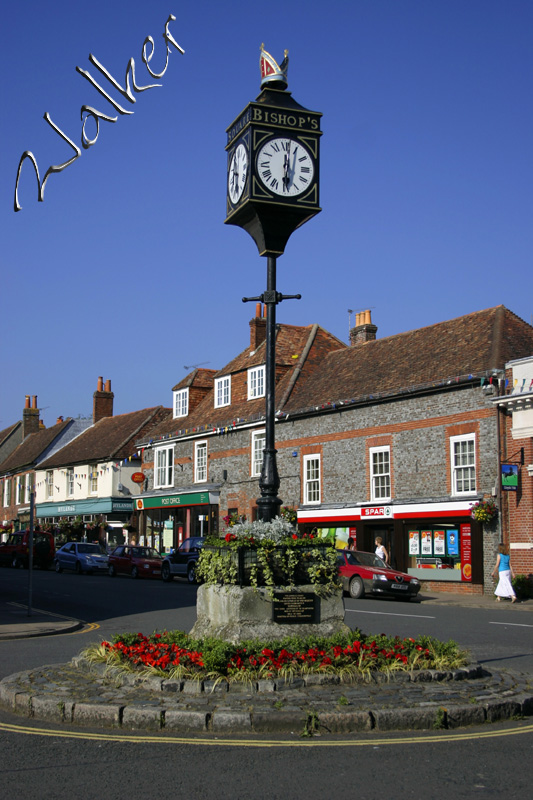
[460,523,472,581]
[501,464,519,492]
[434,530,445,556]
[408,530,420,555]
[446,529,459,556]
[421,530,432,555]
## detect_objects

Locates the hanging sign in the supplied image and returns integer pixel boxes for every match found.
[131,472,146,484]
[501,464,519,492]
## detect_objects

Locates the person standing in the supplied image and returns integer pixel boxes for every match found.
[375,536,389,564]
[491,543,517,603]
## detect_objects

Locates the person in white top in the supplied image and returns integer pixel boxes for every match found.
[375,536,388,564]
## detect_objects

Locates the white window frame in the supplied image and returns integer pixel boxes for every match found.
[370,446,391,502]
[195,441,207,483]
[450,434,476,496]
[16,475,25,505]
[25,473,34,504]
[46,470,54,499]
[247,365,265,400]
[89,466,98,495]
[4,478,12,506]
[66,468,74,497]
[251,429,266,477]
[173,388,189,418]
[214,376,231,408]
[303,454,321,505]
[154,446,175,489]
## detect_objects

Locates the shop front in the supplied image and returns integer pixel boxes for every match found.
[36,498,134,548]
[135,490,219,553]
[298,500,483,591]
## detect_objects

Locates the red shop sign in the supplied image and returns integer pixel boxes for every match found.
[460,523,472,581]
[131,472,146,484]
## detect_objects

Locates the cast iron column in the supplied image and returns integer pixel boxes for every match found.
[243,257,300,522]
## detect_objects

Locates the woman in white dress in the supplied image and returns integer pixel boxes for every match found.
[491,543,516,603]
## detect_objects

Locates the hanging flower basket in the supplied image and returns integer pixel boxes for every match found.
[470,498,498,523]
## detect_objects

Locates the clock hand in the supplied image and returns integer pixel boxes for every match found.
[282,142,291,191]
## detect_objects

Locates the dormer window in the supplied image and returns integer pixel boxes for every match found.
[215,376,231,408]
[248,365,265,400]
[173,388,189,418]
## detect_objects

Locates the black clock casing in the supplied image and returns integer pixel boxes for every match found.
[225,85,322,257]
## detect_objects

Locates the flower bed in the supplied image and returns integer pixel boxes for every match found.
[196,517,338,592]
[82,629,468,683]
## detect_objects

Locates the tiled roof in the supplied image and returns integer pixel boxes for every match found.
[285,306,533,411]
[141,325,347,441]
[0,420,73,473]
[172,368,217,392]
[38,407,172,468]
[0,422,20,448]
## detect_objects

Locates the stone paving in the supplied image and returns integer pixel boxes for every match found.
[1,657,532,734]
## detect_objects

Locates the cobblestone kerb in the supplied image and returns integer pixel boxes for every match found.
[1,658,532,734]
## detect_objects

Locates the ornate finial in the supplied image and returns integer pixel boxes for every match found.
[260,43,289,89]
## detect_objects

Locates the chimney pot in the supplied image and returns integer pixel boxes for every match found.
[56,416,63,424]
[97,376,103,392]
[25,395,31,409]
[255,302,261,318]
[104,379,111,392]
[350,311,378,346]
[32,395,37,409]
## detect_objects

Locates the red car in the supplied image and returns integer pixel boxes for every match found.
[108,545,163,579]
[337,549,421,600]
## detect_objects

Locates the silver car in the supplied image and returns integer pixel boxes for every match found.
[54,542,109,574]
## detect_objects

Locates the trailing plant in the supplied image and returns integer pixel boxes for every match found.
[470,498,498,523]
[195,515,339,593]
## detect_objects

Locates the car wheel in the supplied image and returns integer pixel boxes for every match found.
[75,561,82,575]
[349,576,365,599]
[108,564,116,577]
[187,562,197,584]
[131,566,139,579]
[161,562,173,582]
[54,561,63,573]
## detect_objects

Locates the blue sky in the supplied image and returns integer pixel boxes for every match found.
[2,1,532,429]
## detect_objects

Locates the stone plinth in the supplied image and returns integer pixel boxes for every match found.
[190,584,350,644]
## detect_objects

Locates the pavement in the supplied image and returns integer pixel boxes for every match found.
[0,591,532,735]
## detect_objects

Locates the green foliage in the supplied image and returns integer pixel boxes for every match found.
[512,574,533,599]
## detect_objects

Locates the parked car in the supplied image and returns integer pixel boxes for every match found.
[161,537,205,583]
[0,529,55,569]
[54,542,109,574]
[337,549,421,600]
[108,545,163,578]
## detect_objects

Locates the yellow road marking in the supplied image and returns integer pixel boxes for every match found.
[0,720,532,748]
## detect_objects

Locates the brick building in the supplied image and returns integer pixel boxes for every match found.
[0,396,92,535]
[135,305,533,594]
[493,355,533,577]
[34,378,171,547]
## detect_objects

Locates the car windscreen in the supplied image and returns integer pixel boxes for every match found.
[134,547,161,559]
[345,551,387,568]
[77,544,101,554]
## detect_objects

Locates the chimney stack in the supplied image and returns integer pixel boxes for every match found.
[250,303,267,350]
[349,310,378,346]
[93,377,114,423]
[22,394,40,438]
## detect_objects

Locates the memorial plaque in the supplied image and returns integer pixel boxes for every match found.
[272,592,319,624]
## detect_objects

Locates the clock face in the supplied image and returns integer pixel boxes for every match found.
[228,143,248,204]
[256,137,315,197]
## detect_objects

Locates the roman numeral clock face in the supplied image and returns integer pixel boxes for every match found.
[257,137,315,196]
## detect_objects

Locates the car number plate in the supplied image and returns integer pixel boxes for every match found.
[391,583,408,590]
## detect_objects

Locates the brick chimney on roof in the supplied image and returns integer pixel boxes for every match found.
[349,310,378,346]
[250,302,267,350]
[22,395,40,438]
[93,377,114,423]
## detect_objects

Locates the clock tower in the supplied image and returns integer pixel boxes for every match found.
[225,45,322,256]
